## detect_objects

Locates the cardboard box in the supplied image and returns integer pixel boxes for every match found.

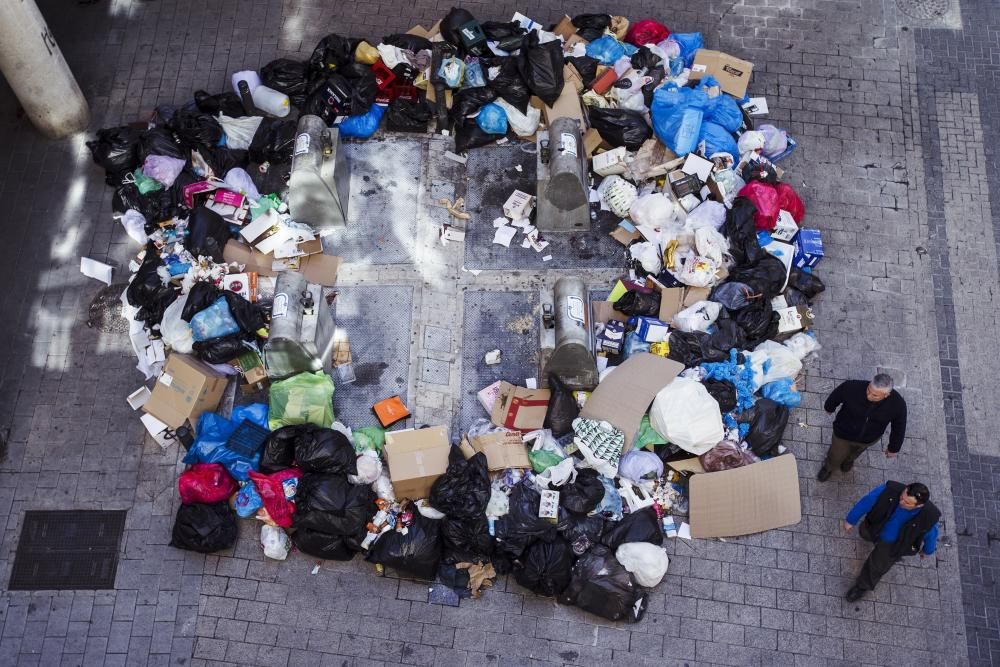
[776,306,804,334]
[223,240,341,287]
[609,222,642,246]
[689,49,754,99]
[469,431,531,471]
[143,354,229,429]
[503,190,535,219]
[490,382,551,431]
[223,272,257,301]
[770,210,799,242]
[645,278,711,322]
[383,426,451,500]
[592,146,628,176]
[681,153,714,182]
[591,300,629,326]
[583,128,609,158]
[633,316,670,343]
[792,229,824,269]
[552,15,577,40]
[543,77,585,125]
[689,454,802,538]
[580,353,683,447]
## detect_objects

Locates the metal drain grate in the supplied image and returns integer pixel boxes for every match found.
[896,0,948,19]
[86,283,130,334]
[9,510,126,590]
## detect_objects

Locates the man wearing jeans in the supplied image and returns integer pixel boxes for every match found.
[817,373,907,481]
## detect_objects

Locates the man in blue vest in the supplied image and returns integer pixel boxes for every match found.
[842,481,939,601]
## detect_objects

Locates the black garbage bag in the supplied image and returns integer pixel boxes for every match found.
[184,205,230,262]
[339,63,378,116]
[170,502,238,553]
[139,127,185,161]
[383,33,432,53]
[127,241,179,327]
[294,473,376,541]
[168,109,223,149]
[572,14,612,42]
[739,398,789,456]
[450,86,497,124]
[518,32,564,107]
[557,511,605,555]
[293,427,357,475]
[181,281,224,320]
[783,287,809,306]
[631,46,662,72]
[249,119,296,164]
[441,516,494,564]
[543,373,579,438]
[430,450,490,520]
[249,160,290,199]
[138,185,183,224]
[732,298,779,347]
[483,56,531,113]
[261,58,311,107]
[710,281,758,311]
[182,281,266,338]
[192,334,245,364]
[787,268,825,299]
[667,330,708,367]
[514,538,574,597]
[721,197,765,268]
[88,127,142,185]
[112,181,141,215]
[454,117,496,153]
[704,379,738,413]
[495,482,557,559]
[200,146,249,178]
[292,526,356,560]
[303,74,356,124]
[440,7,476,50]
[741,159,780,184]
[309,34,357,75]
[559,545,647,622]
[701,315,746,362]
[600,506,663,550]
[481,21,527,52]
[614,290,660,317]
[728,254,788,299]
[259,425,298,472]
[589,108,652,151]
[559,468,604,515]
[566,56,599,88]
[194,90,244,117]
[385,98,432,132]
[641,68,666,108]
[366,509,443,580]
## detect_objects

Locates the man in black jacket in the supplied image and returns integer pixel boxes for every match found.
[842,481,939,601]
[817,374,907,481]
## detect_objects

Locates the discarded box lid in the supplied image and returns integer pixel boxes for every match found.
[490,382,550,432]
[223,240,341,287]
[143,353,229,430]
[383,426,451,500]
[689,454,802,538]
[689,49,755,99]
[469,431,531,471]
[792,229,824,269]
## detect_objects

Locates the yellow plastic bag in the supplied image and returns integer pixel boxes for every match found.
[355,41,380,65]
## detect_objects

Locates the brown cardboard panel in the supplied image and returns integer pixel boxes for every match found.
[689,455,802,538]
[470,431,531,471]
[683,286,711,307]
[543,80,584,125]
[583,128,607,158]
[591,301,628,326]
[143,354,228,429]
[667,457,706,474]
[610,226,642,246]
[580,353,683,447]
[552,15,576,40]
[689,49,754,99]
[490,382,550,431]
[383,426,451,500]
[658,288,685,322]
[223,240,341,287]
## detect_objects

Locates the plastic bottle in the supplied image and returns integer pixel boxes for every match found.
[251,85,291,117]
[231,70,261,95]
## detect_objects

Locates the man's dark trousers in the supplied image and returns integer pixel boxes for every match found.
[856,523,900,591]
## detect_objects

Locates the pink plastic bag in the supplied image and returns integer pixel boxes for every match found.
[698,440,757,472]
[178,463,239,504]
[626,19,670,46]
[775,182,805,223]
[738,181,780,231]
[248,468,301,528]
[142,155,186,187]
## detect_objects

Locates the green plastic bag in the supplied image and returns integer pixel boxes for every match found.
[634,414,666,451]
[528,448,565,474]
[133,168,163,194]
[268,371,335,430]
[249,193,281,220]
[353,426,386,455]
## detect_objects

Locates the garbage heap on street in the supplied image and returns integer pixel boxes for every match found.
[84,8,825,624]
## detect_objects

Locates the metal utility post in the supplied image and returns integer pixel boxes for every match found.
[0,0,89,138]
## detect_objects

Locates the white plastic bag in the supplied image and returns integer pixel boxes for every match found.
[616,542,669,588]
[695,227,729,266]
[485,486,509,518]
[598,175,638,218]
[672,300,722,332]
[629,192,682,227]
[120,209,148,243]
[218,113,263,150]
[372,467,395,503]
[617,449,664,484]
[737,130,765,155]
[224,167,261,201]
[143,155,186,187]
[759,124,788,157]
[533,456,576,489]
[416,499,446,519]
[685,200,726,231]
[159,291,194,354]
[748,340,803,387]
[261,525,291,560]
[783,332,821,360]
[348,451,383,485]
[674,254,718,288]
[649,377,724,455]
[495,99,540,137]
[629,241,663,274]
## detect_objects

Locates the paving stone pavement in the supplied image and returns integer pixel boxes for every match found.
[0,0,996,664]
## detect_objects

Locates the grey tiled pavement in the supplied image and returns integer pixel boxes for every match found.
[0,0,996,664]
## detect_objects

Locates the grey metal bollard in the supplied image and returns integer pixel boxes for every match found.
[288,114,350,228]
[544,277,599,391]
[536,117,590,232]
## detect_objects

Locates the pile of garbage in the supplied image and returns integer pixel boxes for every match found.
[81,7,826,624]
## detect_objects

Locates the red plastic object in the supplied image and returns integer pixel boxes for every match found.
[371,60,396,91]
[738,181,781,231]
[626,19,670,46]
[178,464,238,505]
[248,468,301,528]
[775,182,805,223]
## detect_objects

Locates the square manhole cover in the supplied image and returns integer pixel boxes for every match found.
[9,510,126,590]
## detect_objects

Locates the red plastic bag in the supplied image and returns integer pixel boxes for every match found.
[626,19,670,46]
[248,468,301,528]
[738,181,780,231]
[775,182,805,223]
[178,463,238,505]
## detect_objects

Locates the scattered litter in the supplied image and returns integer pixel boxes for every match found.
[80,257,113,285]
[484,349,502,365]
[444,151,467,164]
[438,197,472,221]
[493,225,518,247]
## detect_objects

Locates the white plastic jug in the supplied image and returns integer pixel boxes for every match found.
[231,70,261,95]
[252,85,290,117]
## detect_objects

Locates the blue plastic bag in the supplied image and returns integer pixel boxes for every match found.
[463,58,486,88]
[586,35,626,65]
[704,93,743,132]
[339,104,385,140]
[183,404,269,481]
[189,297,240,342]
[669,32,703,68]
[700,122,739,162]
[476,103,508,135]
[622,331,651,359]
[651,84,708,156]
[234,481,263,518]
[760,378,802,408]
[592,475,623,521]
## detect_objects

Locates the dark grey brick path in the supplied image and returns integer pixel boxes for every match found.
[0,0,989,664]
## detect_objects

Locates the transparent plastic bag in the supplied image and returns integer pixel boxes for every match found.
[268,371,335,430]
[189,297,240,342]
[143,155,186,187]
[672,300,721,333]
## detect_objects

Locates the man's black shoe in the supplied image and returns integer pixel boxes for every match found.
[817,466,831,482]
[840,460,854,473]
[845,586,864,602]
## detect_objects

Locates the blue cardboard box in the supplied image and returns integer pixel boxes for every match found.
[793,229,823,269]
[629,316,670,343]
